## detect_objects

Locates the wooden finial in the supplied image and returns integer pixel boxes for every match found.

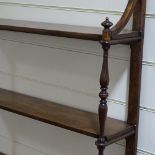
[95,18,112,155]
[101,17,113,41]
[101,17,113,29]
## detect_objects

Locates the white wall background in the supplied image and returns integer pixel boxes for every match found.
[0,0,154,155]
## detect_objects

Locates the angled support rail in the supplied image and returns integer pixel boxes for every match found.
[0,0,146,155]
[111,0,139,35]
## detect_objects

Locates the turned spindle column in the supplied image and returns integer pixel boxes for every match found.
[95,17,113,155]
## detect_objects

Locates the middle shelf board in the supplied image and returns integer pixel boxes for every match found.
[0,88,135,145]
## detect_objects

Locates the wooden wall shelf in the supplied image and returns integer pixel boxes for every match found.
[0,0,146,155]
[0,88,135,146]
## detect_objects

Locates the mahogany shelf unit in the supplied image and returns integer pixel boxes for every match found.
[0,0,146,155]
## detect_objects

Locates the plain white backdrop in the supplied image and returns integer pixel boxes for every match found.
[0,0,154,155]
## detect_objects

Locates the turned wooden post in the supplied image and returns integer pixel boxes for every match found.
[95,17,113,155]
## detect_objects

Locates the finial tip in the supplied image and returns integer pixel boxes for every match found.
[101,17,113,29]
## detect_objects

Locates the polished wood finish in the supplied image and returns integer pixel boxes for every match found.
[95,18,112,155]
[0,25,102,41]
[0,0,146,155]
[126,0,146,155]
[0,88,134,145]
[0,25,141,44]
[111,0,138,35]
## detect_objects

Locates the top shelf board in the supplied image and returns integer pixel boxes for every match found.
[0,18,102,41]
[0,19,141,44]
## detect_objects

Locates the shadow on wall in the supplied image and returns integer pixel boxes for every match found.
[0,32,130,113]
[0,32,129,155]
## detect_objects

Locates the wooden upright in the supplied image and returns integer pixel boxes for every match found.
[95,17,113,155]
[96,0,146,154]
[126,0,146,155]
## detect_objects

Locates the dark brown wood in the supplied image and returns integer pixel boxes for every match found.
[0,0,146,155]
[110,36,141,45]
[112,31,141,40]
[95,18,112,155]
[0,25,141,44]
[111,0,138,35]
[126,0,146,155]
[0,25,102,41]
[0,88,134,145]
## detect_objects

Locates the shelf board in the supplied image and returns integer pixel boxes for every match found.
[0,24,102,41]
[0,19,102,41]
[0,19,141,43]
[0,88,135,145]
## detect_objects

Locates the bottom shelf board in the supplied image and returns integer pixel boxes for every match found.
[0,88,134,144]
